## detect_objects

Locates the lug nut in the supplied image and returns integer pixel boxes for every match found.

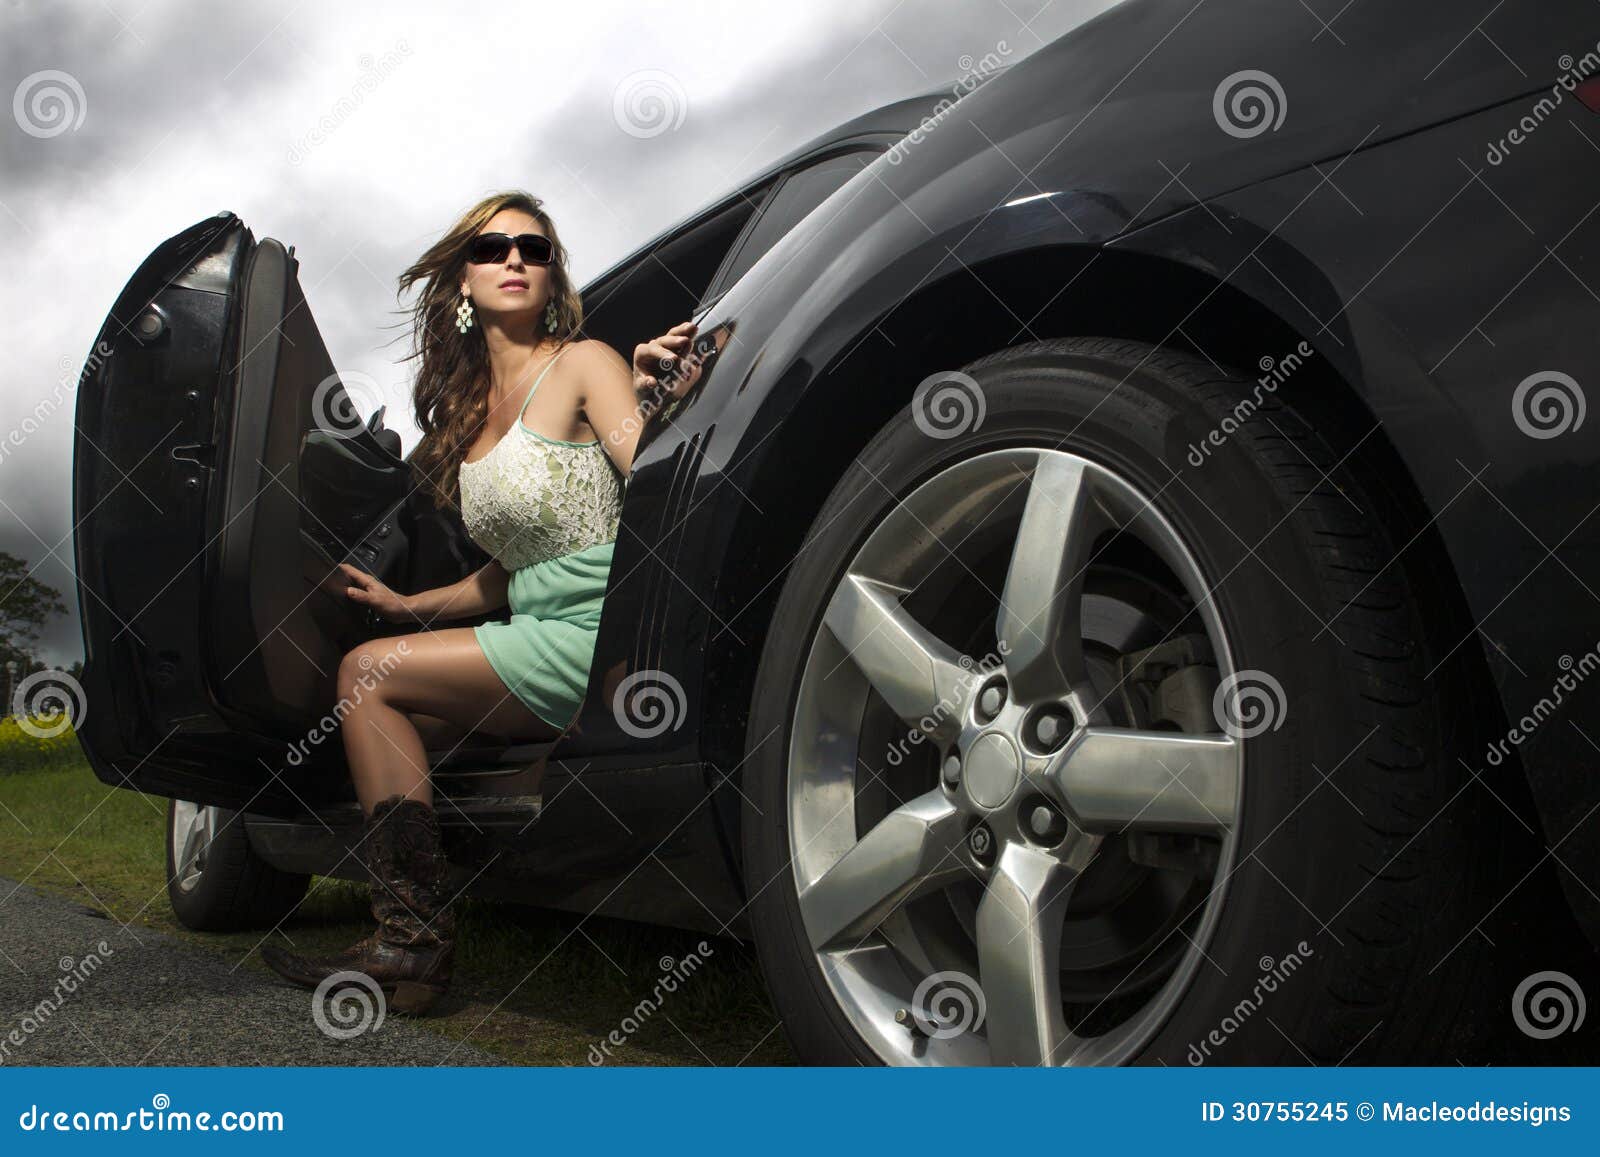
[941,754,962,788]
[968,825,995,863]
[1026,802,1069,845]
[975,679,1006,723]
[1032,709,1072,751]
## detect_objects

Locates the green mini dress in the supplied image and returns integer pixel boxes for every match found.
[458,344,623,731]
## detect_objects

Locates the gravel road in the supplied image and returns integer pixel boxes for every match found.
[0,873,495,1066]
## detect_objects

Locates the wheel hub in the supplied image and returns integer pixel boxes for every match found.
[962,730,1023,809]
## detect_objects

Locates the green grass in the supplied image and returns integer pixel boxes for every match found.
[0,756,794,1065]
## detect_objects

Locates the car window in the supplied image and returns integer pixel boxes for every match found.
[704,150,876,301]
[579,181,772,354]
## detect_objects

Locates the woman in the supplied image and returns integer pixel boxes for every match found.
[259,190,703,1013]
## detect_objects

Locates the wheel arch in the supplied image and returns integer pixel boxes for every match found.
[699,242,1521,882]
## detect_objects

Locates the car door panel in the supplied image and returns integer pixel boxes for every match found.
[205,234,411,733]
[72,212,410,811]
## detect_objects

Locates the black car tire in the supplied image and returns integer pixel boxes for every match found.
[740,336,1499,1065]
[165,799,310,931]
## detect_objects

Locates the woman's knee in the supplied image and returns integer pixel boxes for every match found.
[336,639,416,706]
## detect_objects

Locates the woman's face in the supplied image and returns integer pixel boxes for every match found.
[460,208,554,324]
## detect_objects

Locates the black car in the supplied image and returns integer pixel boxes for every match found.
[74,0,1599,1065]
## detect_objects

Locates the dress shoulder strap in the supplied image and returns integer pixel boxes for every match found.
[516,344,573,420]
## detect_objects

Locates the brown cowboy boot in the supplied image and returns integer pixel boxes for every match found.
[260,794,456,1015]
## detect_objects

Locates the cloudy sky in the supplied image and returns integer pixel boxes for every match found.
[1,0,1112,667]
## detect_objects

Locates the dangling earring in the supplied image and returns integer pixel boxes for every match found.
[544,297,559,333]
[456,288,475,334]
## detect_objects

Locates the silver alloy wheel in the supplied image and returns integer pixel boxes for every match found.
[171,800,219,894]
[787,447,1242,1065]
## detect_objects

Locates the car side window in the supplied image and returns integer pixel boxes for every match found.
[579,181,773,355]
[704,149,876,301]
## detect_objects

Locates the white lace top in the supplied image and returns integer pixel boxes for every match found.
[458,344,623,572]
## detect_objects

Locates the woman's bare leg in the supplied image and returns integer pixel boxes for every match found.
[404,710,508,751]
[404,711,468,751]
[336,628,566,813]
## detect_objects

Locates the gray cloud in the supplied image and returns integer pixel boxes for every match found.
[2,0,303,208]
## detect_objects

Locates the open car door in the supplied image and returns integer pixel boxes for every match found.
[72,212,413,814]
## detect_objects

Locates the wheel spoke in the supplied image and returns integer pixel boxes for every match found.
[996,454,1107,704]
[798,790,970,952]
[824,572,973,740]
[182,806,207,866]
[1048,727,1239,833]
[175,803,214,888]
[975,842,1081,1065]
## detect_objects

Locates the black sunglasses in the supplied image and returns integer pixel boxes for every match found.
[465,231,554,265]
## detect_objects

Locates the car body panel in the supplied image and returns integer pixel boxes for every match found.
[1112,95,1600,936]
[575,0,1592,754]
[567,0,1600,936]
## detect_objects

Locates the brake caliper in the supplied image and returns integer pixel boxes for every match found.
[1113,634,1223,876]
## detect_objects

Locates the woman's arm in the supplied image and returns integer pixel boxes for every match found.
[580,322,705,477]
[337,559,510,624]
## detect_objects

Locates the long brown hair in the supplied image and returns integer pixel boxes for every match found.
[398,190,585,511]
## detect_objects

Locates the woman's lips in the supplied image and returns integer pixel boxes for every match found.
[500,281,528,291]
